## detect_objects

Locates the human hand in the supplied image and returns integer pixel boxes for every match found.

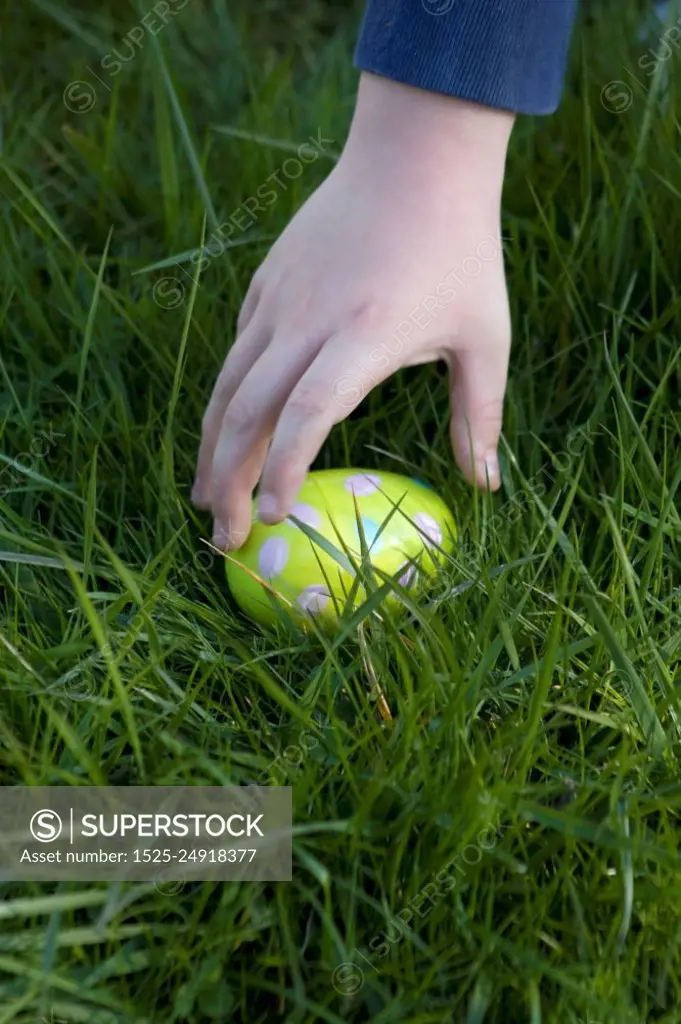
[192,73,515,550]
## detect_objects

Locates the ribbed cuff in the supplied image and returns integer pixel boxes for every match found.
[354,0,578,116]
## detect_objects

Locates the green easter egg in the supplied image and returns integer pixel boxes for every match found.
[225,469,457,628]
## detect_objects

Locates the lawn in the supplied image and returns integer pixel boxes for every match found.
[1,0,680,1021]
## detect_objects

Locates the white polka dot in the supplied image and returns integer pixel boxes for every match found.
[297,584,331,614]
[258,536,289,578]
[287,503,321,529]
[414,512,443,548]
[398,562,417,587]
[344,473,381,496]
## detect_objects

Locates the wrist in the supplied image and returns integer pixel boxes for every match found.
[342,71,514,198]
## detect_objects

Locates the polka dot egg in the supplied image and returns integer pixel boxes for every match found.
[225,469,457,628]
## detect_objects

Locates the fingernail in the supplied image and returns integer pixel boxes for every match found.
[257,494,279,523]
[212,522,230,550]
[483,452,500,489]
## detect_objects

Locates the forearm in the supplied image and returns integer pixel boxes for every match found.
[354,0,579,116]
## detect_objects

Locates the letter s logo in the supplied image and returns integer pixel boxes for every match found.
[30,810,63,842]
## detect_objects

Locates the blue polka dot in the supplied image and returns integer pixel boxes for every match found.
[357,517,381,551]
[411,476,434,491]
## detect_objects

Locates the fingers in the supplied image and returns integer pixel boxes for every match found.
[192,318,270,509]
[448,342,509,491]
[257,330,387,523]
[209,332,323,547]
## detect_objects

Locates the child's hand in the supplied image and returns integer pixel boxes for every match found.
[193,73,515,550]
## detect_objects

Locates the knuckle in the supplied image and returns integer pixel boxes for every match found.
[287,387,324,419]
[348,298,383,329]
[222,394,255,434]
[261,464,301,506]
[479,399,504,429]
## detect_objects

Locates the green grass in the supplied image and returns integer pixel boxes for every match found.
[1,0,681,1021]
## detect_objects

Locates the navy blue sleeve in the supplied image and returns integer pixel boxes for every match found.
[354,0,579,116]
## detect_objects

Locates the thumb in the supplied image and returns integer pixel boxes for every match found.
[449,344,509,491]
